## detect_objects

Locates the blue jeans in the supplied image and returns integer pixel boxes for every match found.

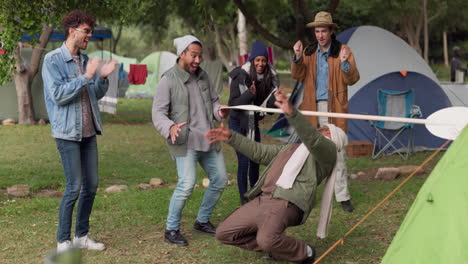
[166,149,228,231]
[229,118,260,202]
[55,136,99,242]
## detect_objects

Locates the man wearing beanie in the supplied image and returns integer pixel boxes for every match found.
[152,35,229,246]
[291,11,359,212]
[208,89,338,264]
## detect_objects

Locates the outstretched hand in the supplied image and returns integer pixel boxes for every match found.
[205,122,231,144]
[169,122,187,144]
[274,89,294,116]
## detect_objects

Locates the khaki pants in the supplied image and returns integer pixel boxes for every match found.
[215,195,307,262]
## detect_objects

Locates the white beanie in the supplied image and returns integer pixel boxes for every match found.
[324,124,348,152]
[173,35,202,56]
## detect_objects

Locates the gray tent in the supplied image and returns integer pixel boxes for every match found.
[440,82,468,107]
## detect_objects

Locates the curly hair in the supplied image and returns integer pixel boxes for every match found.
[61,10,95,39]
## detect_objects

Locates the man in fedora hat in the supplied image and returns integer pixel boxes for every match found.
[291,11,359,213]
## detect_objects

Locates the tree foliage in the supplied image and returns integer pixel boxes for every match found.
[0,0,137,84]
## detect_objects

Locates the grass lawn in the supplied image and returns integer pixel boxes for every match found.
[0,97,445,263]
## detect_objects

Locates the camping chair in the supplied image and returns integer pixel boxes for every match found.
[371,89,422,160]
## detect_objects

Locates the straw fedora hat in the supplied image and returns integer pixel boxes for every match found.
[306,11,338,28]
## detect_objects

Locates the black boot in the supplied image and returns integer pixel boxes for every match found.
[194,220,216,235]
[240,196,249,205]
[341,200,355,213]
[164,229,188,246]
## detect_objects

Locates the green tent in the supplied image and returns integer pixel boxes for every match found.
[126,51,177,98]
[381,126,468,263]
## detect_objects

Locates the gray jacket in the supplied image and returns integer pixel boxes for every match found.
[152,64,222,156]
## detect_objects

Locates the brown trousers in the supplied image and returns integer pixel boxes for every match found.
[215,195,308,262]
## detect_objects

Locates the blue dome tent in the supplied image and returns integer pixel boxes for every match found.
[337,26,452,151]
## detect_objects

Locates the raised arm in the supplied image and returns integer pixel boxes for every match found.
[291,40,307,81]
[274,89,337,167]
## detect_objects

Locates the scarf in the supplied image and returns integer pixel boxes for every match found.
[240,62,278,140]
[317,124,348,239]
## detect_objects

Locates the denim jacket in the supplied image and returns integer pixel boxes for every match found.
[42,44,109,141]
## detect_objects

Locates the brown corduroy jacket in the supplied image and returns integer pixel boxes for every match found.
[291,38,360,132]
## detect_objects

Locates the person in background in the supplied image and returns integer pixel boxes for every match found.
[42,9,117,252]
[228,40,279,204]
[451,46,467,82]
[291,11,360,212]
[152,35,229,246]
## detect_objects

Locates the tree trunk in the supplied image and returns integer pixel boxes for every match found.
[214,24,234,72]
[292,0,306,43]
[401,9,423,55]
[423,0,429,62]
[327,0,340,14]
[233,0,293,49]
[112,22,123,54]
[14,73,35,124]
[13,25,53,124]
[237,9,248,56]
[443,31,448,67]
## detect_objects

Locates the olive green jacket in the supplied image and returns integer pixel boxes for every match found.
[227,109,337,223]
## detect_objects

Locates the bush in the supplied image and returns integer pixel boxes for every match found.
[274,59,291,71]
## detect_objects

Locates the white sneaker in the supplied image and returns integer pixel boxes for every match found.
[57,240,73,253]
[73,234,105,251]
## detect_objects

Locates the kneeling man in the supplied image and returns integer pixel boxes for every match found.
[206,90,347,263]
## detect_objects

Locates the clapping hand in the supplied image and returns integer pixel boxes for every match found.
[85,57,100,80]
[100,59,118,79]
[249,81,256,95]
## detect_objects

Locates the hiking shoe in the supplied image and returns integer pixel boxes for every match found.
[73,234,105,251]
[300,245,316,264]
[194,220,216,235]
[57,240,73,253]
[341,200,355,213]
[164,229,189,246]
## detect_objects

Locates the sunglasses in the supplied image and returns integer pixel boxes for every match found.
[74,28,93,35]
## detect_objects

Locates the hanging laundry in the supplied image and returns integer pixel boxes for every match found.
[128,64,148,85]
[118,63,126,80]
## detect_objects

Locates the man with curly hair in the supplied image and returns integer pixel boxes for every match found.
[42,9,117,253]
